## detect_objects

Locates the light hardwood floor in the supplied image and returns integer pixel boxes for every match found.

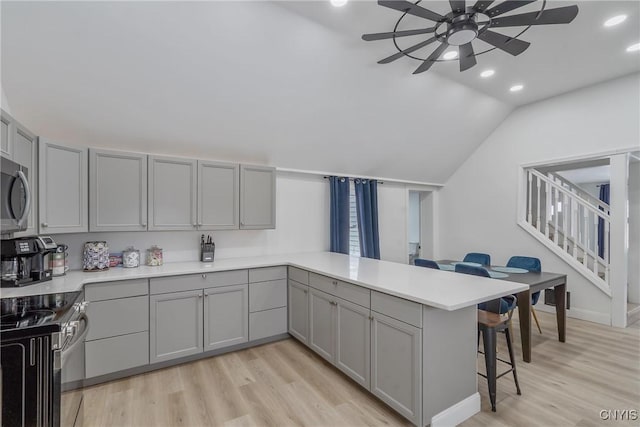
[75,311,640,427]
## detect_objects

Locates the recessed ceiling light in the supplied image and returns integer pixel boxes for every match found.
[627,42,640,52]
[443,50,458,60]
[330,0,348,7]
[510,84,524,92]
[480,69,495,78]
[604,15,627,27]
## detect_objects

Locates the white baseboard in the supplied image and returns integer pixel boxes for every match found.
[431,392,480,427]
[535,304,611,326]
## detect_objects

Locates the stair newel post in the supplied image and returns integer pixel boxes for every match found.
[572,196,579,260]
[553,186,559,245]
[562,192,569,253]
[593,211,599,278]
[545,177,551,239]
[583,208,589,268]
[604,219,610,284]
[536,175,541,232]
[527,171,533,225]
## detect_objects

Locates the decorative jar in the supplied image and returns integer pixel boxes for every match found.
[146,246,163,266]
[83,241,109,271]
[122,247,140,268]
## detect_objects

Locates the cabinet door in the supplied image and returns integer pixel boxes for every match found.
[89,149,147,232]
[308,288,335,363]
[150,289,203,363]
[148,155,197,231]
[239,165,275,229]
[203,284,248,351]
[335,297,371,389]
[371,311,422,425]
[1,111,12,158]
[288,280,309,344]
[198,161,239,230]
[38,139,88,234]
[12,123,38,236]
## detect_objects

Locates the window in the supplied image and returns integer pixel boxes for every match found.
[349,181,360,256]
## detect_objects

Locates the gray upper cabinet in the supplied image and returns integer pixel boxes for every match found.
[12,122,38,236]
[371,311,422,425]
[198,161,239,230]
[1,111,12,158]
[89,149,148,232]
[335,298,371,389]
[148,155,197,231]
[240,165,276,230]
[150,289,203,363]
[204,284,248,351]
[39,139,88,234]
[288,279,309,344]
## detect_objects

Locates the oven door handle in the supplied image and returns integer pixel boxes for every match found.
[15,170,31,228]
[61,313,89,367]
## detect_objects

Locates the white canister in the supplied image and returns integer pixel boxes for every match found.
[122,247,140,268]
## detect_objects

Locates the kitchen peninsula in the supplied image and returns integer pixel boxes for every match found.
[2,252,527,427]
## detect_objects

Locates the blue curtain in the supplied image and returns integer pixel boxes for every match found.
[330,176,350,254]
[597,184,610,259]
[354,179,380,259]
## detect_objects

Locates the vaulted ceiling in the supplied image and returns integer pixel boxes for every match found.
[2,1,638,183]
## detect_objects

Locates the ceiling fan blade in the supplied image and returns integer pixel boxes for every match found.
[490,5,579,27]
[378,0,445,22]
[484,0,536,18]
[413,42,449,74]
[472,1,495,13]
[477,30,530,55]
[378,37,438,64]
[450,0,465,14]
[362,27,436,41]
[459,43,477,71]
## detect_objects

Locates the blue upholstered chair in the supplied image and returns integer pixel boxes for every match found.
[507,256,543,334]
[414,259,440,270]
[454,263,521,412]
[463,252,491,266]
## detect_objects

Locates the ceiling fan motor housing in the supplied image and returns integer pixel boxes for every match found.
[446,14,478,46]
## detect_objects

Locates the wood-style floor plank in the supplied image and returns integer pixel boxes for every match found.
[77,311,640,427]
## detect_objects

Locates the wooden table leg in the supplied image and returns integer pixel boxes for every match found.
[554,282,567,342]
[516,290,532,363]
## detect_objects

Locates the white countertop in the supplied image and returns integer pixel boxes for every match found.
[0,252,528,311]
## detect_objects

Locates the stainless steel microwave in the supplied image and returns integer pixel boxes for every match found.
[1,156,31,233]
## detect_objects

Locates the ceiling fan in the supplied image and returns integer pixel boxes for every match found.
[362,0,579,73]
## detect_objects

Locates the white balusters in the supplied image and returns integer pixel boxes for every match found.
[593,211,599,277]
[527,172,533,224]
[563,192,569,253]
[553,186,559,245]
[536,175,541,232]
[572,197,578,260]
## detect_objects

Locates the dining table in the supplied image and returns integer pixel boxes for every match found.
[436,260,567,363]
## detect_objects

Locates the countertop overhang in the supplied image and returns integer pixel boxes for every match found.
[0,252,528,311]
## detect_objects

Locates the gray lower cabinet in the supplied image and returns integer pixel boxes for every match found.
[148,155,198,231]
[239,164,276,229]
[89,148,148,232]
[335,298,371,389]
[371,311,422,425]
[38,139,88,234]
[198,160,239,230]
[288,279,309,344]
[249,307,287,341]
[308,288,336,362]
[150,289,204,363]
[85,331,149,378]
[204,284,248,351]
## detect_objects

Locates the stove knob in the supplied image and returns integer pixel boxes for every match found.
[78,302,89,314]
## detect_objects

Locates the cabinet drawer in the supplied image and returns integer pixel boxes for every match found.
[85,279,148,302]
[86,295,148,341]
[249,266,286,283]
[249,279,287,312]
[288,267,309,285]
[309,272,338,295]
[249,307,287,341]
[371,291,422,328]
[336,282,370,308]
[150,270,248,294]
[85,331,149,378]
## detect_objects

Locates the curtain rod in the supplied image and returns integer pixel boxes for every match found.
[322,176,385,184]
[276,167,444,188]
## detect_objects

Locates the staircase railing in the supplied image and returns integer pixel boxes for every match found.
[524,168,610,294]
[547,171,610,213]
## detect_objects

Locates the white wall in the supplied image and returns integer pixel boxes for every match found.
[408,191,420,244]
[629,161,640,304]
[55,172,330,270]
[438,73,640,325]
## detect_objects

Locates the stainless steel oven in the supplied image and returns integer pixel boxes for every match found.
[1,156,31,233]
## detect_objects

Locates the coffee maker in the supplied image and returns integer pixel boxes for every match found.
[1,236,57,287]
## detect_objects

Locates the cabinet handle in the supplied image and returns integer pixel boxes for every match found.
[202,274,207,279]
[141,222,147,227]
[331,301,337,306]
[204,293,208,298]
[303,290,308,294]
[41,222,48,227]
[198,294,203,299]
[369,315,374,321]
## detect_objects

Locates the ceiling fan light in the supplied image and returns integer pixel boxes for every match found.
[627,42,640,52]
[330,0,348,7]
[443,50,459,60]
[480,69,495,78]
[604,15,627,27]
[510,84,524,92]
